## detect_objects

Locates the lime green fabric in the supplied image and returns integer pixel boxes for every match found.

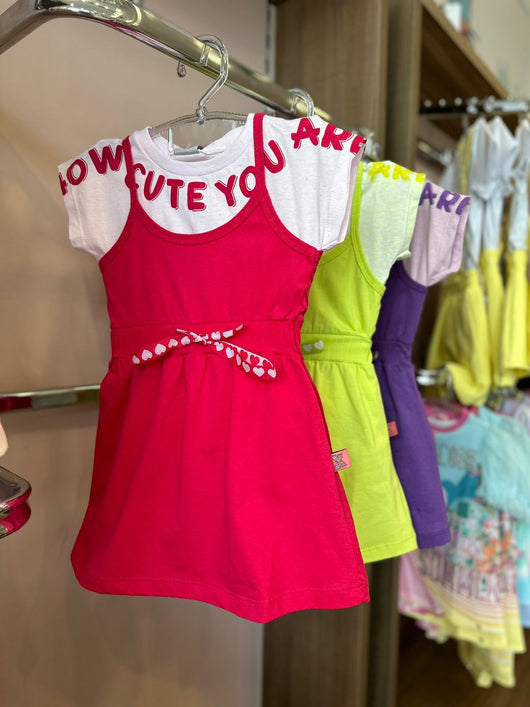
[302,163,422,563]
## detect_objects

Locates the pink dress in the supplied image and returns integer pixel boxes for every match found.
[71,114,369,622]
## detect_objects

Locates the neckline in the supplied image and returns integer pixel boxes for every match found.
[98,113,327,270]
[133,113,255,177]
[115,114,320,259]
[132,193,259,245]
[122,114,260,245]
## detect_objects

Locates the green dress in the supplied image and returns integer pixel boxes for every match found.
[302,162,420,563]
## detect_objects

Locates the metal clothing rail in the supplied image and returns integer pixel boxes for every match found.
[416,139,452,168]
[0,385,100,412]
[420,95,530,120]
[0,0,379,157]
[1,0,307,115]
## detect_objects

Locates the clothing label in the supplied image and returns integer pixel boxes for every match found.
[388,421,399,437]
[332,449,352,471]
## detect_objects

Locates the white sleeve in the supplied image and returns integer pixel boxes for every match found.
[482,117,518,251]
[508,120,530,251]
[58,139,130,260]
[359,161,426,284]
[463,118,491,269]
[263,116,365,251]
[404,181,470,287]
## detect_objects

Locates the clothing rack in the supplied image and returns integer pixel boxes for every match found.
[0,385,100,413]
[416,139,452,168]
[420,96,530,120]
[0,0,379,158]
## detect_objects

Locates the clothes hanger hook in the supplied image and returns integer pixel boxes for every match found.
[194,35,230,124]
[288,88,315,117]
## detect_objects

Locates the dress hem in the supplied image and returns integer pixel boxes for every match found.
[361,533,418,564]
[72,568,370,624]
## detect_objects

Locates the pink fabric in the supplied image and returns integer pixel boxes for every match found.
[405,181,469,287]
[70,114,369,622]
[399,551,445,617]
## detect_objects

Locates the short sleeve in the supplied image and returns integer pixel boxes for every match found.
[404,180,470,287]
[358,161,426,284]
[58,139,129,260]
[263,116,366,251]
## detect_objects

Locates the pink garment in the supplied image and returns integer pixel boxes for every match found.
[399,551,445,617]
[70,114,369,622]
[404,181,469,287]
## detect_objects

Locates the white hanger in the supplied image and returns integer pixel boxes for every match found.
[151,36,317,158]
[151,35,247,156]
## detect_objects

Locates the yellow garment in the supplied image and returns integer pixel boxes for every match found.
[302,163,419,563]
[456,573,525,687]
[404,573,525,654]
[480,248,507,389]
[500,249,529,383]
[426,270,491,406]
[457,642,516,688]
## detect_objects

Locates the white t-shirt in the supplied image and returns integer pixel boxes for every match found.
[58,114,366,258]
[359,161,426,283]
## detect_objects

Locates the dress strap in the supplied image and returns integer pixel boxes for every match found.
[122,135,140,204]
[252,113,267,192]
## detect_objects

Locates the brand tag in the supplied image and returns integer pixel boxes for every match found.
[331,449,352,471]
[388,421,398,437]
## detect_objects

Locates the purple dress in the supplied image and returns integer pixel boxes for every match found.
[372,260,451,548]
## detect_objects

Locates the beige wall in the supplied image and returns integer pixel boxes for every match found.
[470,0,530,96]
[0,2,268,705]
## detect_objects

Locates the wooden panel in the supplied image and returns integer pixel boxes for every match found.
[421,0,507,103]
[386,0,423,166]
[388,0,510,154]
[366,559,401,707]
[420,0,508,140]
[263,584,371,707]
[275,0,389,152]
